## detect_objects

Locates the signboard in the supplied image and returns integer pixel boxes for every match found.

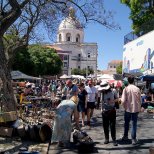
[123,30,154,75]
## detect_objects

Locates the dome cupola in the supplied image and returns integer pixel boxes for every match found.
[57,7,84,43]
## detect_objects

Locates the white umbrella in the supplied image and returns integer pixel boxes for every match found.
[97,74,114,80]
[59,74,70,79]
[71,75,85,80]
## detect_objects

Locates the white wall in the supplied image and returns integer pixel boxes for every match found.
[123,30,154,75]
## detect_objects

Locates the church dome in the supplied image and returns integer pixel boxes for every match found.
[57,7,84,43]
[58,7,83,31]
[59,17,83,30]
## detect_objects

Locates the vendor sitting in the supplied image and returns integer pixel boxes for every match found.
[24,85,34,96]
[141,91,154,109]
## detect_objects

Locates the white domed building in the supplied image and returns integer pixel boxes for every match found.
[49,8,98,76]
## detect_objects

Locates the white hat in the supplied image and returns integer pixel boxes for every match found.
[98,81,110,91]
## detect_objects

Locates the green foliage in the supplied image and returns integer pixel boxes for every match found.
[116,62,122,74]
[12,47,34,75]
[12,45,63,76]
[71,68,94,76]
[121,0,154,35]
[28,45,63,76]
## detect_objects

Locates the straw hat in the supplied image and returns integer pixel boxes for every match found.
[98,81,110,91]
[70,96,78,104]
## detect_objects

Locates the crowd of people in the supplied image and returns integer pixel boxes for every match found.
[15,76,154,148]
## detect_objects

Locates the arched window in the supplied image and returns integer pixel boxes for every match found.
[76,34,80,42]
[66,33,71,42]
[59,34,62,42]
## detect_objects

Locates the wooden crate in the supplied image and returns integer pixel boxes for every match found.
[0,127,13,137]
[0,111,17,123]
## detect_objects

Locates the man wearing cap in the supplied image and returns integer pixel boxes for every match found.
[99,81,118,146]
[85,80,98,128]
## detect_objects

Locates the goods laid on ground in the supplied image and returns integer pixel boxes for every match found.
[0,96,59,143]
[14,98,57,142]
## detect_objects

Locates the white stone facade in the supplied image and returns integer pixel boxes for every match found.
[52,8,98,76]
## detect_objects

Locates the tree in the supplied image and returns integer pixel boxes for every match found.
[116,62,122,74]
[71,68,94,77]
[71,68,81,75]
[28,45,62,76]
[0,0,119,115]
[121,0,154,35]
[12,46,34,75]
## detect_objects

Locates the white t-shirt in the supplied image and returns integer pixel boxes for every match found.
[85,86,98,102]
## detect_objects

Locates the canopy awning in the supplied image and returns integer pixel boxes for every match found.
[140,75,154,82]
[11,71,41,80]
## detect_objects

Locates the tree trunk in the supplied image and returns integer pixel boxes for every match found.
[0,37,16,112]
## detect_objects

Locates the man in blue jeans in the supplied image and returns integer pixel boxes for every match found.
[121,76,142,145]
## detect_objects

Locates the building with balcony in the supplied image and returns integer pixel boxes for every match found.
[47,8,98,76]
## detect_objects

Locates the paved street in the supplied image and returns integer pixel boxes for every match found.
[0,107,154,154]
[48,108,154,154]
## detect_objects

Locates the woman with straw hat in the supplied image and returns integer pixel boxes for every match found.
[51,96,79,148]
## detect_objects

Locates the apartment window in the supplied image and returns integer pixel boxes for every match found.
[64,62,67,67]
[88,53,90,58]
[78,66,80,69]
[63,55,68,60]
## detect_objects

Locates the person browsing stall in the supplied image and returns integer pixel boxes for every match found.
[51,96,79,148]
[99,81,118,146]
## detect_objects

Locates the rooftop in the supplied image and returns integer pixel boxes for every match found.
[108,60,122,65]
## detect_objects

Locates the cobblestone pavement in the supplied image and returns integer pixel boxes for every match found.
[48,108,154,154]
[1,108,154,154]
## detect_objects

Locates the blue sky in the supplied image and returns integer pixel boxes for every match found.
[84,0,132,70]
[42,0,132,70]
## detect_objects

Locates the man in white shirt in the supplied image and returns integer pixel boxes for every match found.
[85,80,98,128]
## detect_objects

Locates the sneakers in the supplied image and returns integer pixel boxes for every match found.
[113,140,118,146]
[104,140,109,144]
[132,139,138,145]
[121,136,128,141]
